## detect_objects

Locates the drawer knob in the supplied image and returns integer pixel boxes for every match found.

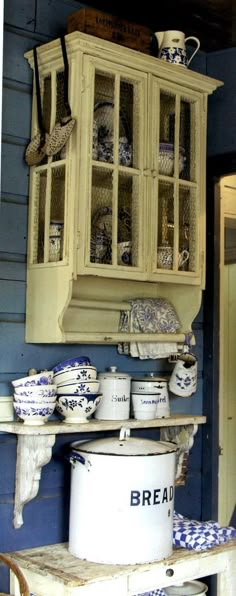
[166,568,174,577]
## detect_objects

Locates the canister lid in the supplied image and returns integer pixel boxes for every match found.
[98,366,131,380]
[165,581,208,595]
[132,373,167,382]
[71,430,177,456]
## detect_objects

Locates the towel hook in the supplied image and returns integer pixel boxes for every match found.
[183,332,193,353]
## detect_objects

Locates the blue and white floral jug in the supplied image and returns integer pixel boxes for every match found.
[155,30,200,68]
[169,353,198,397]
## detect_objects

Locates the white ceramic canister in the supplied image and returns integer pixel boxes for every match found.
[131,374,170,418]
[165,580,208,595]
[131,392,159,420]
[94,366,131,420]
[68,429,177,564]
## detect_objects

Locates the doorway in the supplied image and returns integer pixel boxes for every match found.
[202,155,236,596]
[217,174,236,528]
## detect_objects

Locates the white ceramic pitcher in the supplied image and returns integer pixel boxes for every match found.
[155,31,200,67]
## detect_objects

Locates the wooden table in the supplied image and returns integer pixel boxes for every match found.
[9,540,236,595]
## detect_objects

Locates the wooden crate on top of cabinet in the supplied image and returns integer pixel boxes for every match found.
[67,8,153,54]
[24,32,222,344]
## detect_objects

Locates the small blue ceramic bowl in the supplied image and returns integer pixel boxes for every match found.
[12,371,54,388]
[56,393,103,423]
[56,380,100,396]
[52,356,91,374]
[13,401,56,425]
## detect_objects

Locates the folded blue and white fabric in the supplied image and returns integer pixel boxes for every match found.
[173,511,236,550]
[118,298,180,359]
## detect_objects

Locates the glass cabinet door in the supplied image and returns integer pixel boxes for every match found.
[150,81,201,279]
[28,69,68,266]
[81,58,147,275]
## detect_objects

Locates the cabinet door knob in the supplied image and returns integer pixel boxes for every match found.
[151,169,158,177]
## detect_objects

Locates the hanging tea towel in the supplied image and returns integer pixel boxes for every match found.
[118,298,180,359]
[173,511,236,550]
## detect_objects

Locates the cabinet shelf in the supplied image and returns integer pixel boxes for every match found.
[8,540,236,595]
[0,416,205,530]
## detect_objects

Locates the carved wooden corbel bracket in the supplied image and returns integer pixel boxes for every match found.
[13,434,56,529]
[160,424,198,485]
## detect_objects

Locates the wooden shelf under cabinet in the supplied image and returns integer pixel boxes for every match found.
[0,414,206,435]
[0,415,206,530]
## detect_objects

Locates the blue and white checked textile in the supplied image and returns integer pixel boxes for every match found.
[173,511,236,550]
[133,512,236,595]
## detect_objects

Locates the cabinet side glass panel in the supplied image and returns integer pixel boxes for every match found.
[55,71,66,121]
[52,70,68,162]
[32,171,47,264]
[39,75,51,166]
[49,165,65,262]
[42,75,51,137]
[90,167,113,265]
[41,69,73,162]
[31,166,65,265]
[179,186,197,272]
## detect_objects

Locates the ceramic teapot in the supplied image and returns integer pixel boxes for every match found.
[155,30,200,68]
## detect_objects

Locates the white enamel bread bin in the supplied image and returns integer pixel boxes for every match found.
[68,429,177,564]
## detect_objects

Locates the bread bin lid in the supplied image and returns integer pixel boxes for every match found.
[71,429,177,456]
[98,366,131,380]
[165,581,208,595]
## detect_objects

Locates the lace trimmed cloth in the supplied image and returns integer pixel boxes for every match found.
[173,511,236,550]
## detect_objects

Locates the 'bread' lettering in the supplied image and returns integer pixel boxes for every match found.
[130,486,174,506]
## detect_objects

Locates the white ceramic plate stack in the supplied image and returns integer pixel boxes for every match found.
[12,371,56,426]
[52,356,102,423]
[165,580,208,595]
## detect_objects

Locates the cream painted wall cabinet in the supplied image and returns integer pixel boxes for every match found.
[25,33,221,343]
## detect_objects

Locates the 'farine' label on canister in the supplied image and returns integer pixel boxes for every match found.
[130,485,174,506]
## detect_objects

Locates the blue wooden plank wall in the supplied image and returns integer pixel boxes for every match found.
[0,0,224,591]
[207,49,236,156]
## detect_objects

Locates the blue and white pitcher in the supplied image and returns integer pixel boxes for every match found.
[155,30,200,68]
